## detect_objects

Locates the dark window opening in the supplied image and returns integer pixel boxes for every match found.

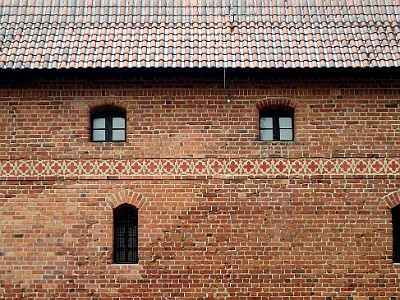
[260,108,294,141]
[91,106,126,142]
[392,205,400,263]
[114,203,138,264]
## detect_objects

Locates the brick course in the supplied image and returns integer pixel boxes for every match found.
[0,69,400,299]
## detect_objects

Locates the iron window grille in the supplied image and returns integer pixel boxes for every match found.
[91,108,126,142]
[260,109,294,141]
[392,205,400,263]
[113,204,139,264]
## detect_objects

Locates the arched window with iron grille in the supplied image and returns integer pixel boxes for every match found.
[113,203,138,264]
[392,204,400,263]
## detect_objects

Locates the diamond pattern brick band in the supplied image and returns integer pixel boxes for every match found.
[1,158,399,180]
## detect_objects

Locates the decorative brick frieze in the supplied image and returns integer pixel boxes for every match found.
[1,158,399,180]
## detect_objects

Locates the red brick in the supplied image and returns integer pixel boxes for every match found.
[0,73,400,299]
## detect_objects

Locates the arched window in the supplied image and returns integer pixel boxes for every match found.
[392,205,400,263]
[114,203,138,264]
[259,106,294,141]
[91,105,126,142]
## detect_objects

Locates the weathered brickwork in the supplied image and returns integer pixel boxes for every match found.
[1,70,400,299]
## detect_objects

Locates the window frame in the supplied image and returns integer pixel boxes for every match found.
[90,107,126,142]
[259,108,294,141]
[392,205,400,263]
[113,203,139,264]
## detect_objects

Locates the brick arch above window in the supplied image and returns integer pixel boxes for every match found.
[105,190,146,210]
[256,97,299,111]
[382,189,400,209]
[88,100,127,113]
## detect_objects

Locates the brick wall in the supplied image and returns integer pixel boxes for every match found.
[1,69,400,299]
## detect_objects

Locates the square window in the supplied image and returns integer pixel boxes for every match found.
[260,109,294,141]
[91,107,126,142]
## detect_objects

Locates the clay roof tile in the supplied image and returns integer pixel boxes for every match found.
[0,0,399,69]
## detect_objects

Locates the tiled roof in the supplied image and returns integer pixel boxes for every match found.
[0,0,399,69]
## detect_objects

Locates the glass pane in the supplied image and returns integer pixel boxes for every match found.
[92,129,105,141]
[93,118,105,129]
[279,117,292,129]
[117,250,125,260]
[112,129,125,141]
[280,129,293,140]
[260,129,273,141]
[113,117,125,129]
[260,117,273,129]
